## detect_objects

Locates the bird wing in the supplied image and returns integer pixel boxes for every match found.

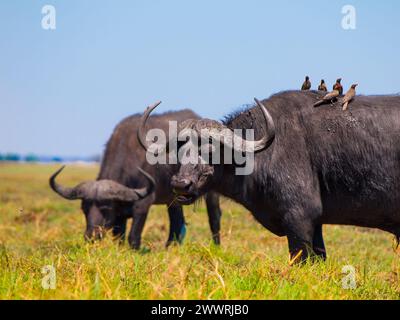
[342,89,355,104]
[324,90,339,100]
[301,81,310,90]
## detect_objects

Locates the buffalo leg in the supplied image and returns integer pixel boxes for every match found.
[128,202,151,250]
[284,214,315,264]
[205,192,222,245]
[166,205,186,247]
[312,224,327,260]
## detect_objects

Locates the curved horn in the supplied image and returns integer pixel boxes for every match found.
[49,166,81,200]
[87,167,156,202]
[251,98,276,152]
[49,166,156,202]
[132,167,156,199]
[206,98,275,153]
[137,101,162,152]
[137,98,275,157]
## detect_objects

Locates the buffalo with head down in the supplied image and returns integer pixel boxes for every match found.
[50,166,155,241]
[140,91,400,262]
[50,106,222,249]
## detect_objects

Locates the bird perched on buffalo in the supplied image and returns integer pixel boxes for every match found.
[341,84,358,111]
[313,89,340,107]
[301,76,311,90]
[333,78,343,95]
[318,79,327,92]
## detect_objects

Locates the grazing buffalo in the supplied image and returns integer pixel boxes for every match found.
[50,108,222,249]
[139,91,400,262]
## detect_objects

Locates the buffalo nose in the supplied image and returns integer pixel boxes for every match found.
[172,177,192,191]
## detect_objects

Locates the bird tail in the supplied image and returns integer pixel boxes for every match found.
[313,100,324,107]
[342,102,349,111]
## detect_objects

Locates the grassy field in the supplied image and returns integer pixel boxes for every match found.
[0,163,399,300]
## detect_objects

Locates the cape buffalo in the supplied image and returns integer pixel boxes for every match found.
[50,108,222,249]
[139,91,400,262]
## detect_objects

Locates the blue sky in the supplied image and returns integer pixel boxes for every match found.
[0,1,399,157]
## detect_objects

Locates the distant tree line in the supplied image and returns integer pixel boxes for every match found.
[0,153,101,163]
[0,153,21,162]
[0,153,38,162]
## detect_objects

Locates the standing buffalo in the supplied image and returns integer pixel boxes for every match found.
[140,91,400,262]
[50,107,222,249]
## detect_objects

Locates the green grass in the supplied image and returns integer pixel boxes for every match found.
[0,163,399,299]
